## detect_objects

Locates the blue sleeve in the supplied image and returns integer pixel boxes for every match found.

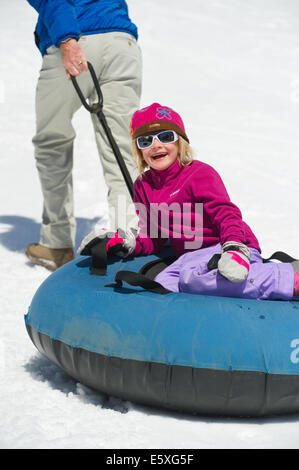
[27,0,81,47]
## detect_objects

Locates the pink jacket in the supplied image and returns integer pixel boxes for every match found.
[133,160,260,257]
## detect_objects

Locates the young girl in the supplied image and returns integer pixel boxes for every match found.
[97,103,299,300]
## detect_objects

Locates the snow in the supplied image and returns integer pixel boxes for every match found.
[1,0,299,449]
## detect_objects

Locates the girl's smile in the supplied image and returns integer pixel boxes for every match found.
[141,139,179,171]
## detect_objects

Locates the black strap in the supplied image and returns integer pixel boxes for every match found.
[139,256,177,277]
[80,236,110,276]
[105,249,299,293]
[207,253,221,270]
[105,256,176,294]
[90,240,108,276]
[71,62,134,200]
[262,251,298,263]
[207,250,298,271]
[109,270,171,295]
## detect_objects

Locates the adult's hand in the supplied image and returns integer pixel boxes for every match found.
[59,38,88,80]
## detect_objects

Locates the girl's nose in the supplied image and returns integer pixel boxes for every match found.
[151,135,162,147]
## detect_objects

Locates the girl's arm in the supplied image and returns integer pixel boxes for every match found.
[133,181,167,256]
[194,165,247,244]
[193,164,255,282]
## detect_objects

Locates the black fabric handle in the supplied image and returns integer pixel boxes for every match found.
[207,250,298,271]
[111,270,171,295]
[139,256,177,278]
[71,61,103,113]
[90,240,108,276]
[80,236,110,276]
[207,253,221,270]
[262,251,298,263]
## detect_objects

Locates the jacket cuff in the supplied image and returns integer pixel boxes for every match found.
[59,35,80,46]
[55,33,81,48]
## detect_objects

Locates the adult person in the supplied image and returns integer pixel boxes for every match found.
[25,0,142,271]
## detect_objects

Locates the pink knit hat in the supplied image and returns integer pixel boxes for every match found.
[130,103,189,142]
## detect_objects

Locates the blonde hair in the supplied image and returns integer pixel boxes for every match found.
[132,135,193,174]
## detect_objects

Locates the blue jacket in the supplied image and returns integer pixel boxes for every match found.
[27,0,138,56]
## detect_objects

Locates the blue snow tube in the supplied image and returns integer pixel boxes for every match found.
[25,250,299,417]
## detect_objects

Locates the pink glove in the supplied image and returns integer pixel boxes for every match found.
[105,229,136,258]
[106,232,124,252]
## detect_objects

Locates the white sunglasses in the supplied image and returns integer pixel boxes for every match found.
[136,130,179,149]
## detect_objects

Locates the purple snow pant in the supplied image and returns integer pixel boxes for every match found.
[155,244,294,300]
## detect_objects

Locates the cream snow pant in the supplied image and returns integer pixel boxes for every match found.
[33,32,142,248]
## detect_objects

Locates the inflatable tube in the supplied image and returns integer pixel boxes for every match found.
[25,251,299,417]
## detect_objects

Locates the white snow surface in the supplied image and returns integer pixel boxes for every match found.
[1,0,299,449]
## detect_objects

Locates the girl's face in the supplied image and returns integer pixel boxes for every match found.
[140,138,179,171]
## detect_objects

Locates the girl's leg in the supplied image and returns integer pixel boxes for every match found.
[165,246,294,300]
[155,244,222,293]
[155,254,185,293]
